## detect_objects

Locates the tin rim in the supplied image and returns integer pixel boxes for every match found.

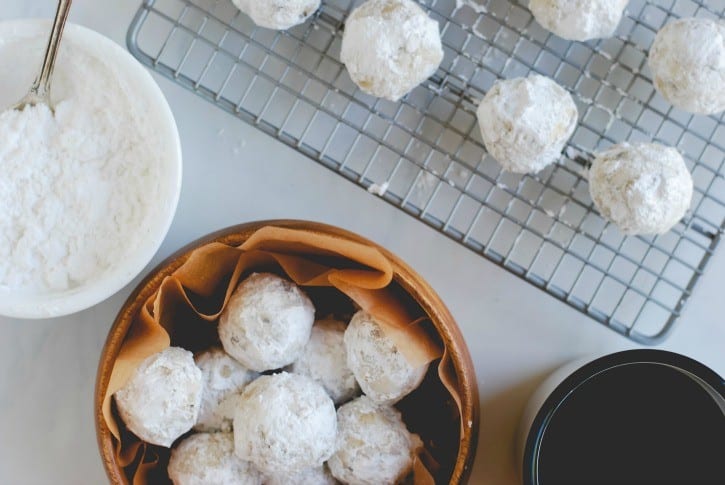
[523,349,724,485]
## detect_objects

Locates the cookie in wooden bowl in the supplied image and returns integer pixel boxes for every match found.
[95,220,479,484]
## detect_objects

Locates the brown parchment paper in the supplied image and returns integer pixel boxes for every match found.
[102,226,464,484]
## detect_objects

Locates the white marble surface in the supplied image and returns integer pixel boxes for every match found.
[0,2,723,484]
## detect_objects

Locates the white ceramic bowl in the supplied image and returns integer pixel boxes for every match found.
[0,20,182,318]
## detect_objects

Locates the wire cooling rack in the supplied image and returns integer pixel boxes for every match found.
[127,0,725,344]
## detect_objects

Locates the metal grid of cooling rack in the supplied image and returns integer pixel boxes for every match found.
[127,0,725,344]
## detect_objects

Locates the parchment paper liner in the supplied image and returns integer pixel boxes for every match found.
[102,226,465,484]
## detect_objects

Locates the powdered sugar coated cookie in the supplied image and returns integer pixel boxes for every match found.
[290,318,360,404]
[341,0,443,101]
[231,0,320,30]
[529,0,628,41]
[115,347,203,447]
[328,396,422,485]
[219,273,314,372]
[233,372,337,475]
[477,75,578,174]
[589,142,693,235]
[648,18,725,115]
[168,432,263,485]
[344,310,428,404]
[194,347,257,432]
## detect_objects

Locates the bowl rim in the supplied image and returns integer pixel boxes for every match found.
[0,19,182,319]
[94,220,480,484]
[522,349,725,485]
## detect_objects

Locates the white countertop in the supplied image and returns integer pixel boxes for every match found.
[0,2,723,484]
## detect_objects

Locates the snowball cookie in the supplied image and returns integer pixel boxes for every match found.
[589,142,693,235]
[529,0,628,41]
[194,348,257,432]
[168,432,263,485]
[219,272,314,372]
[477,75,578,174]
[233,372,337,475]
[290,318,361,404]
[340,0,444,101]
[231,0,321,30]
[648,18,725,115]
[344,310,428,404]
[114,347,203,447]
[265,465,337,485]
[328,396,423,485]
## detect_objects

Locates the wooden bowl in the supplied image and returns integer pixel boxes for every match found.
[95,220,479,484]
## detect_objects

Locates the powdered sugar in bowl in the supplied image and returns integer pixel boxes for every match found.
[0,20,182,318]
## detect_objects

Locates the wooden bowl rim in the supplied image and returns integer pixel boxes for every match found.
[94,220,480,484]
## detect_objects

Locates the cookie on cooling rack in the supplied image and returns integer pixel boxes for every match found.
[648,18,725,115]
[476,74,578,174]
[340,0,443,101]
[232,0,321,30]
[589,142,693,235]
[529,0,628,41]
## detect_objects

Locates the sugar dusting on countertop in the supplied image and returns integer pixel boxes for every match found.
[368,181,389,196]
[0,36,163,293]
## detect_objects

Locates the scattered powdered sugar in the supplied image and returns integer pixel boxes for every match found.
[217,125,247,156]
[340,0,443,101]
[232,139,247,155]
[367,181,389,196]
[482,46,506,65]
[413,171,438,201]
[564,145,593,177]
[455,0,487,14]
[0,35,164,293]
[455,165,470,179]
[427,82,444,96]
